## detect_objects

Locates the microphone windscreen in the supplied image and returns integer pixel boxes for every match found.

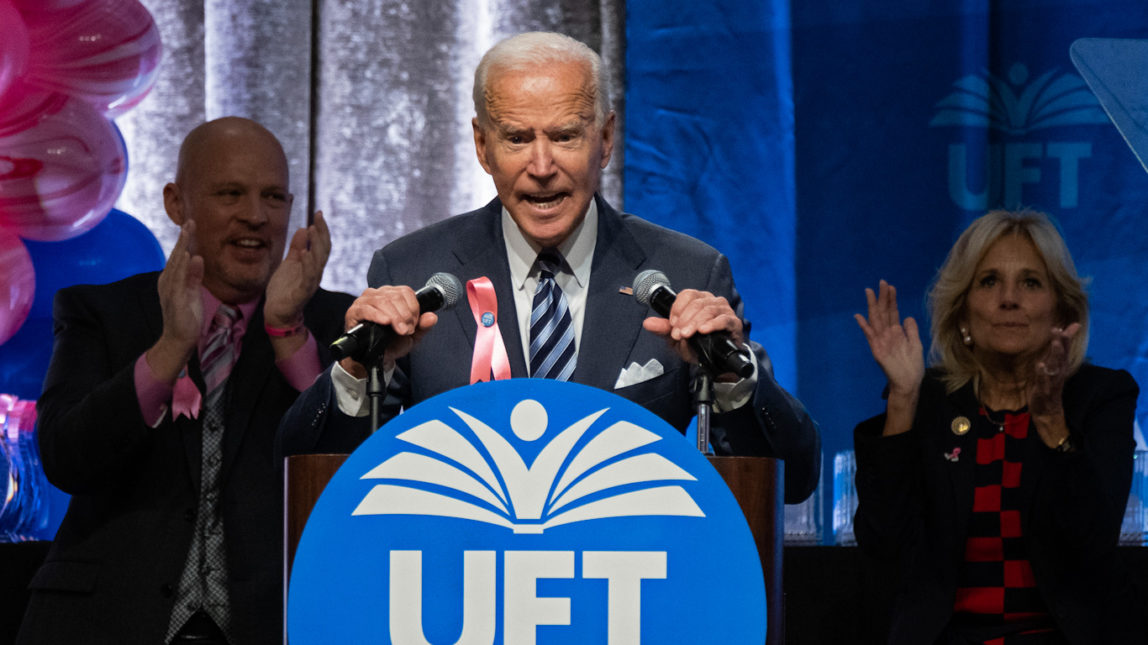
[632,269,671,306]
[426,272,463,308]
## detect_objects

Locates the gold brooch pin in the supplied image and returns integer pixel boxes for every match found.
[951,416,971,436]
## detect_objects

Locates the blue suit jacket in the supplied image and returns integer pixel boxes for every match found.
[279,196,820,502]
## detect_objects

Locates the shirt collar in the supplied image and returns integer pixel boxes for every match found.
[502,198,597,292]
[200,288,258,339]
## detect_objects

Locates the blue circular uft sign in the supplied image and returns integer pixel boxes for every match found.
[289,379,765,643]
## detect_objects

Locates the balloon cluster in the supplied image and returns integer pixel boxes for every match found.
[1,393,48,541]
[1,0,164,540]
[0,0,161,345]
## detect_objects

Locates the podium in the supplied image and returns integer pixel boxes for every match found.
[285,454,785,644]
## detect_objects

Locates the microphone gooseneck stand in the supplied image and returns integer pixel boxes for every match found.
[632,269,753,455]
[327,273,464,434]
[693,369,715,455]
[360,323,388,434]
[368,362,385,435]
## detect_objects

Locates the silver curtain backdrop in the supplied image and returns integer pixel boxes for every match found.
[116,0,625,294]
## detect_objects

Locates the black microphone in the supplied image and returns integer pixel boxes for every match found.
[330,272,463,363]
[632,269,755,378]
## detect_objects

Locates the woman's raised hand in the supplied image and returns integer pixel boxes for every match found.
[855,280,924,435]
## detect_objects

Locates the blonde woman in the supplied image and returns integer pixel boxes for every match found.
[853,209,1142,644]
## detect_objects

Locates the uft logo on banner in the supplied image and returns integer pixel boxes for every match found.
[931,63,1110,210]
[288,379,765,644]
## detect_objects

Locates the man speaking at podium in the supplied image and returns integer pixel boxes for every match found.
[279,32,821,504]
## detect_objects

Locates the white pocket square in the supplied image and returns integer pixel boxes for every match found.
[614,358,664,389]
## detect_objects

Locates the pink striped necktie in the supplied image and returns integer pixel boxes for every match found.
[200,304,241,405]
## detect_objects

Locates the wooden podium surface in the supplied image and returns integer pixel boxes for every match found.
[710,456,785,645]
[283,454,347,572]
[285,453,784,644]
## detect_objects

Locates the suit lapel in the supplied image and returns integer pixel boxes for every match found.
[1016,379,1086,506]
[574,197,649,391]
[140,275,165,344]
[219,304,274,481]
[942,384,980,531]
[449,199,528,377]
[139,280,205,490]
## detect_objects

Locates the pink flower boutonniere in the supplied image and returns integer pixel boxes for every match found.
[944,447,961,462]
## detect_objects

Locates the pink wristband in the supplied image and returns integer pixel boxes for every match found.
[265,321,305,337]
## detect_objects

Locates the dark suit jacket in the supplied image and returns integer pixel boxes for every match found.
[853,364,1145,645]
[16,272,351,645]
[279,195,820,503]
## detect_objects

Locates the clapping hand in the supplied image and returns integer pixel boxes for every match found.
[147,221,205,383]
[1029,322,1080,448]
[263,211,332,331]
[854,280,924,435]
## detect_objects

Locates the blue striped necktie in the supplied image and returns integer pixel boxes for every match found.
[529,250,577,381]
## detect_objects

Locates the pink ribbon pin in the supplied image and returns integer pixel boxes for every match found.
[467,276,511,384]
[172,369,202,420]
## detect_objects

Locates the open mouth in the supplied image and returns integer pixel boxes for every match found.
[523,193,569,210]
[228,238,269,258]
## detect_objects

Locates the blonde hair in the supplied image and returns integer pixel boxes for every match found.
[927,209,1089,392]
[473,31,610,129]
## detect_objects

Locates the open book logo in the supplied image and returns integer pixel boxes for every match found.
[930,63,1108,135]
[929,62,1110,211]
[290,381,766,643]
[351,398,704,533]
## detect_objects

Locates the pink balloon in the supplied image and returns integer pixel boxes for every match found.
[0,230,34,346]
[0,0,30,101]
[0,95,126,241]
[20,0,162,117]
[0,83,64,137]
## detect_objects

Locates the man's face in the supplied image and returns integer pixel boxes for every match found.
[473,59,614,249]
[165,125,293,304]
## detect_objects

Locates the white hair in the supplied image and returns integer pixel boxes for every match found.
[473,31,610,128]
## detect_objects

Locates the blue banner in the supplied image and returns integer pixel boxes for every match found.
[790,1,1148,481]
[625,0,798,388]
[627,2,1148,536]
